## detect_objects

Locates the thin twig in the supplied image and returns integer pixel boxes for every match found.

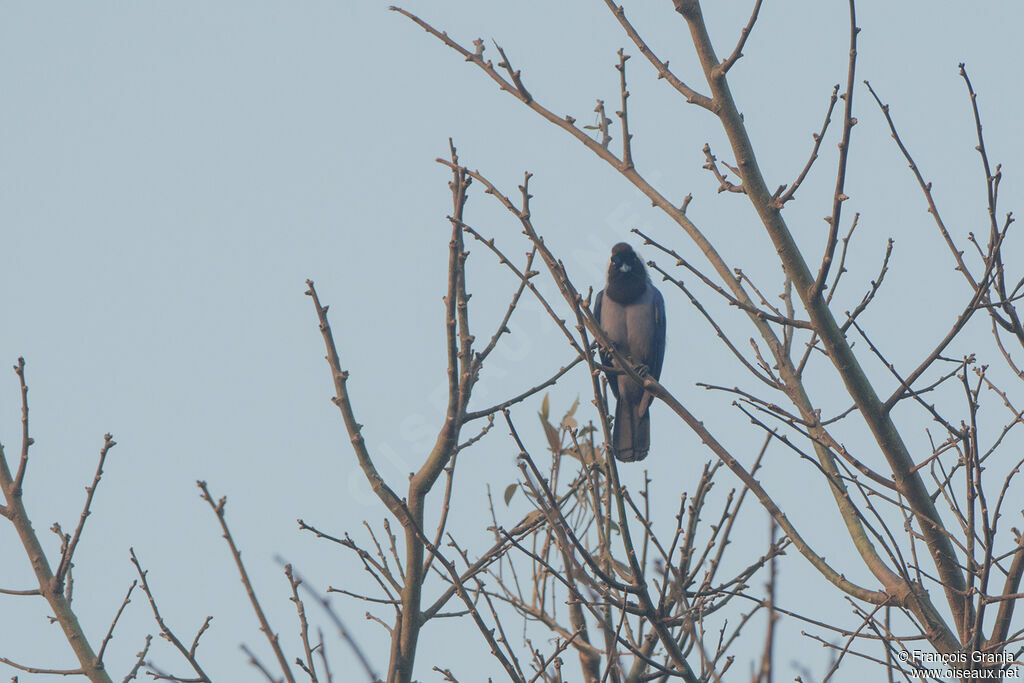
[197,482,296,683]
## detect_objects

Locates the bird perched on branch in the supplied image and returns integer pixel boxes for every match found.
[594,243,666,462]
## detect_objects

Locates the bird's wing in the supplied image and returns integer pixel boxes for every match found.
[594,289,614,367]
[649,285,666,381]
[594,289,619,399]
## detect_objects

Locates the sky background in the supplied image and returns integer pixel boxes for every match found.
[2,1,1023,680]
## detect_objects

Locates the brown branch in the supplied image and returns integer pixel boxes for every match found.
[864,81,985,298]
[458,220,585,356]
[197,481,296,683]
[720,0,763,73]
[368,519,404,586]
[56,433,117,585]
[702,143,744,193]
[987,531,1024,648]
[810,0,859,298]
[776,85,840,206]
[241,644,279,683]
[315,630,333,683]
[447,537,530,681]
[298,520,401,597]
[0,361,111,682]
[463,356,585,422]
[97,580,137,665]
[423,452,459,580]
[400,521,528,680]
[13,357,31,494]
[850,320,959,436]
[305,280,414,529]
[285,565,319,683]
[527,629,586,683]
[0,657,83,676]
[824,212,861,307]
[959,63,1023,345]
[421,505,550,620]
[472,247,537,369]
[122,634,152,682]
[755,520,777,683]
[433,665,459,682]
[615,49,633,170]
[644,260,776,385]
[130,547,212,682]
[494,42,532,102]
[839,237,893,333]
[455,413,494,452]
[601,1,713,109]
[636,229,811,331]
[882,229,1004,412]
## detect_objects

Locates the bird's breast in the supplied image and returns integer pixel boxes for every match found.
[599,287,657,363]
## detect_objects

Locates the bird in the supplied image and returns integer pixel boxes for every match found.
[594,243,666,462]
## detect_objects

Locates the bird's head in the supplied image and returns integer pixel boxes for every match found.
[605,243,647,303]
[609,242,643,275]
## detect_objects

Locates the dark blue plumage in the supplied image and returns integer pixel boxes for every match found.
[595,243,666,462]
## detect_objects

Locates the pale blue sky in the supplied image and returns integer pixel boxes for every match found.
[2,2,1022,680]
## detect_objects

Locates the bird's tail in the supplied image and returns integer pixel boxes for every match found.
[613,397,651,462]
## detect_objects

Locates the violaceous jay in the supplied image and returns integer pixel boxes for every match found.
[594,243,666,462]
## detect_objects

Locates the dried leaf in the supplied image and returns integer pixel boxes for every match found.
[542,419,561,454]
